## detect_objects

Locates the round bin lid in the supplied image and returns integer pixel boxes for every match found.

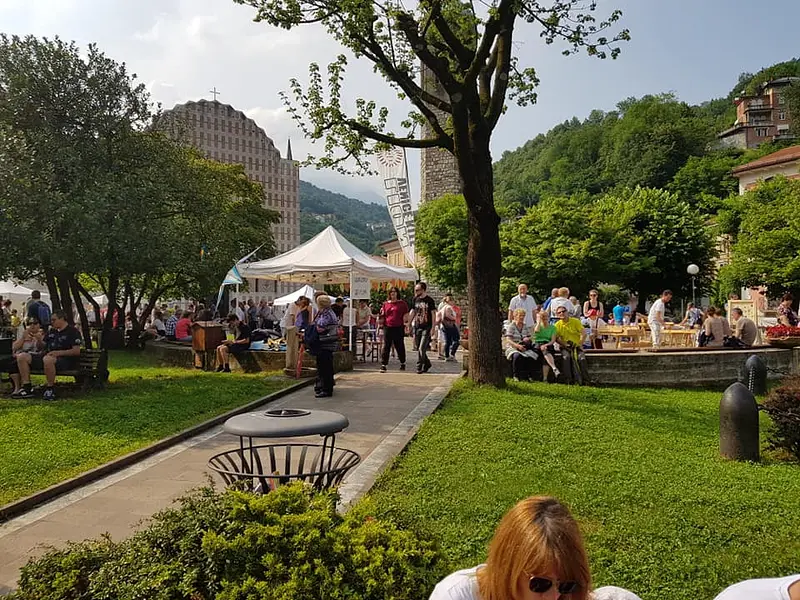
[223,408,350,438]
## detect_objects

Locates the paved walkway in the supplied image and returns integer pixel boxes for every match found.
[0,360,460,594]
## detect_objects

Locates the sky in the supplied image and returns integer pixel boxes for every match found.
[2,0,799,204]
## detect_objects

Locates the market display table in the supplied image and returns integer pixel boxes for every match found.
[208,408,361,493]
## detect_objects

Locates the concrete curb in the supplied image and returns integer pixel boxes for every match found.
[0,377,315,523]
[336,374,458,512]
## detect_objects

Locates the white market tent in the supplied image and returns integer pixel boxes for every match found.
[0,281,50,308]
[238,226,417,346]
[238,226,418,284]
[272,284,317,306]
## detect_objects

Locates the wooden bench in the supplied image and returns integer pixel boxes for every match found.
[28,348,110,390]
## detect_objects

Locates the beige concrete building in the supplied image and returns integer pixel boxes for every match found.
[160,98,300,298]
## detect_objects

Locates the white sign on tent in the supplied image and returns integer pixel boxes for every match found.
[351,275,370,300]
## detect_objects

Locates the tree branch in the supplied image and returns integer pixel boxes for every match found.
[348,120,450,150]
[394,11,459,92]
[429,1,474,69]
[485,12,515,128]
[465,0,512,85]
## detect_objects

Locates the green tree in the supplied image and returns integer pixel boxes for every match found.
[601,94,714,190]
[415,194,468,292]
[667,151,742,214]
[719,177,800,298]
[594,187,716,308]
[0,35,278,345]
[235,0,629,385]
[500,194,605,301]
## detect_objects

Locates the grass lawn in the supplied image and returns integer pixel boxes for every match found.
[0,351,292,506]
[367,380,800,600]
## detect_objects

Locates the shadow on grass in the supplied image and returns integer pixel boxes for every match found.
[1,369,288,446]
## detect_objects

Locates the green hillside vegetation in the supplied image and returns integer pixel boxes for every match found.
[493,60,800,213]
[417,59,800,304]
[299,180,394,254]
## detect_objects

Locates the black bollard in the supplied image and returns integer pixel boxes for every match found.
[741,354,768,396]
[720,382,760,462]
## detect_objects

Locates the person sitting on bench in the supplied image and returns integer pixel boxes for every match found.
[215,313,251,372]
[10,310,81,400]
[6,317,45,396]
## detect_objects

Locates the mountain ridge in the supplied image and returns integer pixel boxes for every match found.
[299,180,394,254]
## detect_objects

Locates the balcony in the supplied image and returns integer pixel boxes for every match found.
[744,102,772,112]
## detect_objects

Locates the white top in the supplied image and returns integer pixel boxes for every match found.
[235,306,246,322]
[549,296,572,319]
[714,575,800,600]
[429,565,482,600]
[152,318,165,331]
[508,295,538,327]
[648,298,665,325]
[593,586,643,600]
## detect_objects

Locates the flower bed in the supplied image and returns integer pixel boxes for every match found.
[765,326,800,348]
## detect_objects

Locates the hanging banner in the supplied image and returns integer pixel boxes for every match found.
[376,147,416,266]
[351,274,371,300]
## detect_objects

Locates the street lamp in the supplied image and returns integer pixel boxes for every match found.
[687,264,699,307]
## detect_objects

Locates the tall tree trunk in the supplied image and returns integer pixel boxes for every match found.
[138,286,167,329]
[124,279,142,349]
[44,268,62,311]
[56,272,74,327]
[69,275,93,350]
[462,162,504,386]
[453,116,505,386]
[103,270,120,349]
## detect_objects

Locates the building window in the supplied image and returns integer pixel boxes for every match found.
[779,94,786,105]
[755,127,769,137]
[779,111,787,121]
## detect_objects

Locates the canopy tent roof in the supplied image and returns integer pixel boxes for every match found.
[0,281,50,308]
[238,226,417,284]
[272,284,316,306]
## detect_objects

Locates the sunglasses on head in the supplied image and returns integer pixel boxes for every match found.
[529,576,579,595]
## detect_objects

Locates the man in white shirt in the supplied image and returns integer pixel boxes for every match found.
[507,284,538,328]
[713,574,800,600]
[647,289,672,348]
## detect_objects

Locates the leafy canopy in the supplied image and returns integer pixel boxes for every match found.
[415,194,469,292]
[236,0,629,173]
[720,177,800,297]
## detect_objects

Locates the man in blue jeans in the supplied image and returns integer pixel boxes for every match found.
[407,282,437,374]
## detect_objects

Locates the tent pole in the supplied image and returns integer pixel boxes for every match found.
[349,270,355,352]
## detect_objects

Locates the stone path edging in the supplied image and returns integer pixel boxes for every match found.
[0,377,315,523]
[336,374,459,512]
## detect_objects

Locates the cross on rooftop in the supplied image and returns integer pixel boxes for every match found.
[209,86,221,101]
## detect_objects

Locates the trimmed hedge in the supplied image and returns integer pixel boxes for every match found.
[11,483,447,600]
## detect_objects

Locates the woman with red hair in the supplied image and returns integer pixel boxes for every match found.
[429,496,591,600]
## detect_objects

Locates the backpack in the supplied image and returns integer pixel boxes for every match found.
[36,301,51,327]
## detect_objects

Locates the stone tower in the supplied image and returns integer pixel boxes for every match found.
[420,65,462,203]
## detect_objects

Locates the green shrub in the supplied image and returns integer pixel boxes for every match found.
[11,483,446,600]
[761,376,800,461]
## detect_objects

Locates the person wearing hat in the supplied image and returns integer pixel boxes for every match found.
[215,313,251,373]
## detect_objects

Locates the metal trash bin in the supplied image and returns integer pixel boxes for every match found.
[208,408,360,493]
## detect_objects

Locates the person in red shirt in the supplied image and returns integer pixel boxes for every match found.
[379,287,409,372]
[175,311,193,342]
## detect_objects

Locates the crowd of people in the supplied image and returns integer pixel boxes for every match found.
[428,494,800,600]
[500,285,770,384]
